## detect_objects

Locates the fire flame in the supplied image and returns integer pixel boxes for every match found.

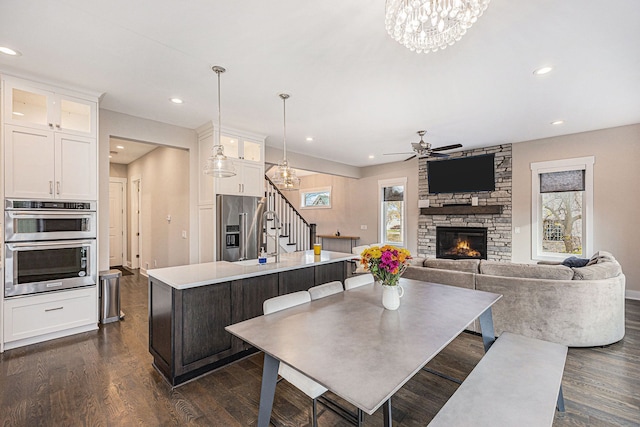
[446,239,481,257]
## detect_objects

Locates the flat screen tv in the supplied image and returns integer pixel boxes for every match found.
[427,154,495,194]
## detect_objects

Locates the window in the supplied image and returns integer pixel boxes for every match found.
[300,186,331,209]
[531,157,594,261]
[379,178,406,247]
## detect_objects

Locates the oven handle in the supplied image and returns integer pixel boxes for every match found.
[6,240,95,250]
[7,211,95,219]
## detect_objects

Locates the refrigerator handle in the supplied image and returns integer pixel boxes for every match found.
[239,212,248,261]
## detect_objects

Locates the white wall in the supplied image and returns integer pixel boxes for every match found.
[281,158,419,255]
[512,124,640,295]
[109,163,127,179]
[99,109,198,271]
[127,146,190,270]
[266,146,361,179]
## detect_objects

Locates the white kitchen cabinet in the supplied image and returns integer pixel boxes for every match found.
[3,287,98,347]
[198,125,266,198]
[3,78,97,137]
[220,134,263,162]
[4,125,97,200]
[214,160,264,197]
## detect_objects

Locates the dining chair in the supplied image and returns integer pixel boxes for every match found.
[308,281,344,300]
[263,291,327,427]
[344,273,375,290]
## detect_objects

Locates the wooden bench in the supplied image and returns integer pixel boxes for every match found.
[428,332,568,427]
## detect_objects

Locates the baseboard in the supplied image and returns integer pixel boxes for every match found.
[3,323,98,352]
[626,290,640,301]
[140,268,148,278]
[126,261,133,269]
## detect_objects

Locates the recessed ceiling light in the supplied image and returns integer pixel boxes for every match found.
[116,145,124,149]
[368,155,375,159]
[533,66,553,75]
[0,46,21,56]
[551,120,564,125]
[306,137,314,142]
[170,97,183,104]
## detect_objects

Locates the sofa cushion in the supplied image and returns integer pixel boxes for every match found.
[404,266,476,290]
[409,257,427,267]
[479,260,574,280]
[573,261,622,280]
[423,258,480,274]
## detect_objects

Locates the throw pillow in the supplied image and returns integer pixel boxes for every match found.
[586,250,616,266]
[562,256,590,268]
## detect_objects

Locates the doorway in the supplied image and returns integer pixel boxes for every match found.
[130,176,141,269]
[109,178,127,267]
[108,136,190,274]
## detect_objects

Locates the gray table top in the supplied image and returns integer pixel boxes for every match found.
[226,278,501,415]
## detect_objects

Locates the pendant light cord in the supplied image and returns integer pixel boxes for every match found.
[282,94,287,162]
[212,66,226,150]
[279,93,290,163]
[217,69,221,143]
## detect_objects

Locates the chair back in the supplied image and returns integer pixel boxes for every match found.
[308,281,344,300]
[263,291,311,315]
[344,273,375,290]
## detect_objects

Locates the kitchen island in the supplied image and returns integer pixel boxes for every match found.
[147,250,355,386]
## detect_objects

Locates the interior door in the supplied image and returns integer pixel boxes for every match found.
[109,180,124,267]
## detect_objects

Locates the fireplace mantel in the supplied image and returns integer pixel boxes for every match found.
[420,205,503,215]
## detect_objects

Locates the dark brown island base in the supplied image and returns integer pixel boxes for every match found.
[147,250,354,386]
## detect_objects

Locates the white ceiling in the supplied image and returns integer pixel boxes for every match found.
[1,0,639,167]
[109,137,158,165]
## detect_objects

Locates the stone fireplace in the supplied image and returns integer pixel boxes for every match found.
[417,144,512,261]
[436,226,488,260]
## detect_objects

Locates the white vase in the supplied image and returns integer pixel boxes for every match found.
[382,284,404,310]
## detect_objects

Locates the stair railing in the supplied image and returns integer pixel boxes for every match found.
[264,175,316,252]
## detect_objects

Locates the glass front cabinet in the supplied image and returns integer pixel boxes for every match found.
[3,78,97,137]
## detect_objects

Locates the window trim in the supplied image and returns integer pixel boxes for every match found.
[378,177,407,247]
[300,186,332,209]
[530,156,594,261]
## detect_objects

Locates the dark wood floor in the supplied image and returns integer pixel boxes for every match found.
[1,270,639,426]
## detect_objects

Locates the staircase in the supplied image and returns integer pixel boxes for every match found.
[264,175,316,254]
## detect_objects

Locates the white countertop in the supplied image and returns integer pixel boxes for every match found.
[147,250,357,290]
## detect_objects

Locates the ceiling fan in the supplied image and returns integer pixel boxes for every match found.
[384,130,463,161]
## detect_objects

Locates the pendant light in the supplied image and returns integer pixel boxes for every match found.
[203,66,236,178]
[271,93,300,191]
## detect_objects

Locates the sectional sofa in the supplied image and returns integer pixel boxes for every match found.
[402,252,625,347]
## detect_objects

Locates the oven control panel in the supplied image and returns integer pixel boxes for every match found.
[5,200,96,211]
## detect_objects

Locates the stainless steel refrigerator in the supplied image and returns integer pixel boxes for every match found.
[216,195,266,262]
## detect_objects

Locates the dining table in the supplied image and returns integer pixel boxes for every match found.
[225,278,502,426]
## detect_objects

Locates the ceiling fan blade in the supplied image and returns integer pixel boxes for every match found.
[384,152,414,155]
[404,154,417,161]
[432,143,463,152]
[428,152,449,158]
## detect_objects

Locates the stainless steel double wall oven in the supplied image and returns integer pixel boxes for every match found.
[4,199,97,297]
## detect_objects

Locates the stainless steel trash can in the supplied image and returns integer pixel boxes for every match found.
[99,269,123,323]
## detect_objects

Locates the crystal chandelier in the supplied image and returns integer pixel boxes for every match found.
[385,0,490,53]
[203,66,236,178]
[271,93,300,191]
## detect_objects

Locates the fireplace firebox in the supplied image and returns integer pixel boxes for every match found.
[436,227,488,260]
